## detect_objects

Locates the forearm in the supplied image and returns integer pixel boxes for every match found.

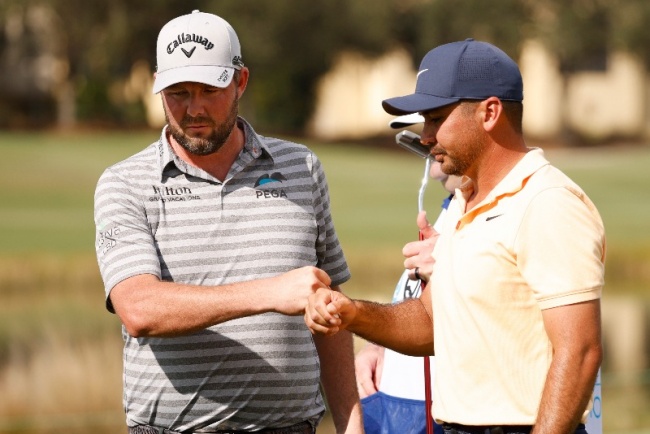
[110,274,278,337]
[532,345,601,434]
[534,300,603,434]
[111,267,329,337]
[348,298,433,356]
[315,330,364,434]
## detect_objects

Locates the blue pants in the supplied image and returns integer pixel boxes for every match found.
[361,391,443,434]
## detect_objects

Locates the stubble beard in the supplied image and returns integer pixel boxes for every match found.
[440,122,484,177]
[166,97,239,156]
[441,146,480,177]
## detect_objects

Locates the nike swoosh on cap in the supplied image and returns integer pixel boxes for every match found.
[417,68,429,78]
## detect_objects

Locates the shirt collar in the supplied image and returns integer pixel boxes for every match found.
[454,148,549,229]
[487,147,548,198]
[156,116,274,182]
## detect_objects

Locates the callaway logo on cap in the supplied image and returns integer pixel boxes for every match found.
[153,10,244,94]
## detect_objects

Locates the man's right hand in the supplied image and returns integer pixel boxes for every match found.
[304,287,355,335]
[403,211,439,282]
[270,266,332,316]
[355,343,385,398]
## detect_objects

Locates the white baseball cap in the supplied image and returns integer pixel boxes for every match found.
[388,113,424,129]
[153,10,244,94]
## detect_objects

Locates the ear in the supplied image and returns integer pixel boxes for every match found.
[235,67,249,96]
[482,97,503,132]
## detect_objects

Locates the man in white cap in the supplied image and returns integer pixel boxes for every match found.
[94,10,362,434]
[306,39,605,434]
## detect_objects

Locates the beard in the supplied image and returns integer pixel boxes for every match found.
[439,142,482,177]
[166,97,239,156]
[438,118,484,177]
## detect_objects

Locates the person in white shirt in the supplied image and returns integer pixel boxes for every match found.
[357,114,460,434]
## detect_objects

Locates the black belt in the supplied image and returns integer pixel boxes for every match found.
[442,423,586,434]
[442,423,532,434]
[128,421,313,434]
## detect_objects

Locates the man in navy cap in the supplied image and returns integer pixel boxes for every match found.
[305,39,605,434]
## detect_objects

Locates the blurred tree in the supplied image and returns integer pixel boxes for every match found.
[0,0,649,136]
[50,0,181,126]
[524,0,640,143]
[529,0,650,70]
[609,0,650,67]
[0,0,186,128]
[0,1,67,127]
[0,0,407,131]
[411,0,534,65]
[204,0,402,132]
[528,0,609,72]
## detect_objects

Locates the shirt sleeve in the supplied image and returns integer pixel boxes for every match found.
[515,186,605,310]
[94,167,161,312]
[309,153,351,287]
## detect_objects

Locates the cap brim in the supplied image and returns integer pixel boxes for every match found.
[389,113,425,129]
[153,65,235,94]
[382,93,460,116]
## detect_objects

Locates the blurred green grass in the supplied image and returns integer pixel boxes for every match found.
[0,130,441,257]
[1,130,649,348]
[0,131,157,254]
[0,131,649,433]
[0,131,648,322]
[2,132,649,278]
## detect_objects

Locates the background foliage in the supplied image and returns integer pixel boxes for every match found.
[2,0,650,134]
[1,1,650,432]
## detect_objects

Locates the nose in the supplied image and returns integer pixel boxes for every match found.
[420,122,437,146]
[186,93,207,118]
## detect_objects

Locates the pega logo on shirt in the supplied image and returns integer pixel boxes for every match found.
[148,185,201,202]
[254,172,287,199]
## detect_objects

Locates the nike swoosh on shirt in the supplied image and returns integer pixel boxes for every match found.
[486,214,503,221]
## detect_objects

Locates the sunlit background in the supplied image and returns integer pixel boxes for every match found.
[1,1,649,433]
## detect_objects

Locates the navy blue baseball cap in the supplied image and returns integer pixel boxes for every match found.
[382,39,523,115]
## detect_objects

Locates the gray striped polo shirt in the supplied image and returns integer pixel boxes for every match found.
[94,118,350,431]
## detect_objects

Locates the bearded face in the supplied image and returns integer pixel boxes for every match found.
[426,102,485,178]
[165,96,239,156]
